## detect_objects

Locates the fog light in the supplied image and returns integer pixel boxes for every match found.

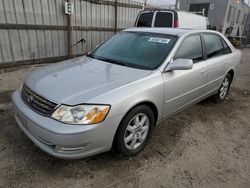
[55,145,88,152]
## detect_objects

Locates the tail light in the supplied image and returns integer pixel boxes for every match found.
[174,20,179,28]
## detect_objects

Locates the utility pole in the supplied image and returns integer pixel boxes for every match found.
[143,0,147,10]
[115,0,118,33]
[176,0,180,9]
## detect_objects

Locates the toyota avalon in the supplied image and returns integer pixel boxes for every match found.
[12,28,241,159]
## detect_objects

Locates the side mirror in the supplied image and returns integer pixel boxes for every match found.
[165,58,193,72]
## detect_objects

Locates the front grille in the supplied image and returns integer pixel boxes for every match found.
[21,84,58,116]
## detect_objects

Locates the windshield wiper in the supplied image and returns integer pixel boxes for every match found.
[86,53,95,59]
[96,57,126,67]
[86,54,126,67]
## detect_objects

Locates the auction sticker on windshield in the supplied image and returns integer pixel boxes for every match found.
[148,37,170,44]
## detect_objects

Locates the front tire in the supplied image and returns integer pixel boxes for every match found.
[213,73,232,103]
[114,105,155,157]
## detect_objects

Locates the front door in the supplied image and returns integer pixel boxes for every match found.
[162,34,207,117]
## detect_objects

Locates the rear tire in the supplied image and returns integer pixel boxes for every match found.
[113,105,155,157]
[213,73,232,103]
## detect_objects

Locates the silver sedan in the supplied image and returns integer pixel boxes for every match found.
[12,28,241,159]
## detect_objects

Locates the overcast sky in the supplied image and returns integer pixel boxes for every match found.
[244,0,250,5]
[132,0,176,5]
[133,0,250,6]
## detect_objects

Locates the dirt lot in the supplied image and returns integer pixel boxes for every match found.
[0,49,249,188]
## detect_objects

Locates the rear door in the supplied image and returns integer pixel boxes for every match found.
[136,11,154,27]
[153,11,174,28]
[162,34,207,117]
[202,33,231,94]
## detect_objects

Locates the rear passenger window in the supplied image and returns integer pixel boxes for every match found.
[203,34,224,58]
[154,12,173,27]
[221,38,232,54]
[174,35,203,63]
[137,12,154,27]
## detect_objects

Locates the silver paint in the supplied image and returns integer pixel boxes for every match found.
[12,28,242,159]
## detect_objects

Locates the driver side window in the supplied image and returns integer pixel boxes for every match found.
[174,35,203,63]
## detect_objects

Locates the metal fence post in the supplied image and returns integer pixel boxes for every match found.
[66,0,72,58]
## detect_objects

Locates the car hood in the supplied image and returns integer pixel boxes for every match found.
[25,56,152,104]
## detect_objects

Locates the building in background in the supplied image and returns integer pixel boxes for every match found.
[244,11,250,44]
[178,0,249,37]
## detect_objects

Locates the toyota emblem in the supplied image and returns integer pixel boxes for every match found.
[28,95,34,103]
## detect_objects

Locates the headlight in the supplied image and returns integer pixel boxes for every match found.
[51,104,110,125]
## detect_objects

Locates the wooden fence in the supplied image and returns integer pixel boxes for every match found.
[0,0,143,68]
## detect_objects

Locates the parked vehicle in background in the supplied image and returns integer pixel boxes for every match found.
[135,9,208,30]
[12,28,241,159]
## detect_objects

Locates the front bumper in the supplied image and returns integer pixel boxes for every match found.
[12,90,122,159]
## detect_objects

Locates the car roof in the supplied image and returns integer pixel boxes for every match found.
[124,27,219,37]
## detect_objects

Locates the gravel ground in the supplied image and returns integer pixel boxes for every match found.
[0,49,249,188]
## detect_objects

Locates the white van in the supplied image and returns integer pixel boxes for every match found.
[135,9,208,30]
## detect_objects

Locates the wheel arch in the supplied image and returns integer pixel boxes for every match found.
[227,69,235,82]
[122,101,159,125]
[111,100,159,151]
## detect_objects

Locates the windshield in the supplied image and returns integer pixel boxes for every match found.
[88,32,178,70]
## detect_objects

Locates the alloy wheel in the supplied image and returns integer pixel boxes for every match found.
[219,77,230,100]
[124,113,150,150]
